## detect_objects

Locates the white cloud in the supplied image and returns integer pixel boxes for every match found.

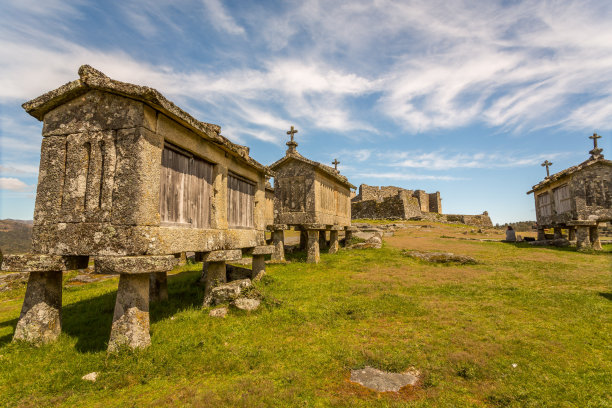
[0,164,39,176]
[201,0,245,36]
[357,172,463,181]
[0,177,33,191]
[380,150,572,170]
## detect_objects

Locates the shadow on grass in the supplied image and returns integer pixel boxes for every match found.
[0,269,205,353]
[504,241,612,254]
[0,317,18,347]
[599,292,612,302]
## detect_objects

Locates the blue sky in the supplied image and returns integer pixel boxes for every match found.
[1,0,611,224]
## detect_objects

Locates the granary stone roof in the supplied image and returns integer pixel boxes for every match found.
[527,156,611,194]
[269,151,356,189]
[22,65,272,175]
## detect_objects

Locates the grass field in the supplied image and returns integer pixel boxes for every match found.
[0,222,610,407]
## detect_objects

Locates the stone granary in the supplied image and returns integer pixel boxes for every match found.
[527,133,612,249]
[0,65,273,351]
[267,127,356,263]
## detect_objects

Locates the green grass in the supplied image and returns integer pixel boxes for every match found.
[0,225,610,407]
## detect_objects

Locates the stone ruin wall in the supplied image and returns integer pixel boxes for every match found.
[352,184,492,226]
[352,184,441,220]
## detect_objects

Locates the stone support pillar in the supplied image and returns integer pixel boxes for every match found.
[252,255,266,281]
[553,227,563,239]
[537,228,546,241]
[575,226,591,250]
[203,261,227,306]
[1,254,88,346]
[589,225,602,250]
[307,230,320,264]
[329,230,339,254]
[299,230,308,250]
[272,230,285,262]
[319,230,328,251]
[95,255,177,352]
[149,271,168,302]
[201,249,242,306]
[108,274,150,352]
[568,227,576,241]
[13,271,63,345]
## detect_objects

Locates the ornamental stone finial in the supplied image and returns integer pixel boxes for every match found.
[286,126,298,154]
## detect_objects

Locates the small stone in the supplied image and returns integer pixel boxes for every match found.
[232,297,260,311]
[350,366,419,392]
[209,307,228,318]
[82,372,98,382]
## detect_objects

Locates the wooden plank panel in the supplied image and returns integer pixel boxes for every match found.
[159,145,213,228]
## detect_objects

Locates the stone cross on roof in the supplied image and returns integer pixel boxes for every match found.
[286,126,298,154]
[332,158,340,170]
[589,132,604,159]
[541,160,552,177]
[590,133,601,149]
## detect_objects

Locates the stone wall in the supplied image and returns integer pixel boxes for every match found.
[351,191,422,220]
[356,184,404,202]
[443,213,493,227]
[352,184,442,218]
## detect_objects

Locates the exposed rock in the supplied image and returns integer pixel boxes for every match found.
[209,307,228,318]
[210,279,251,305]
[403,250,477,264]
[0,272,29,292]
[82,372,98,382]
[350,366,420,392]
[232,298,260,311]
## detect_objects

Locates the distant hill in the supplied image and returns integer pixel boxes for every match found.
[0,219,32,254]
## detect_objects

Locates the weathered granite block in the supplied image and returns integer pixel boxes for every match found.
[307,230,320,264]
[108,274,150,352]
[252,255,266,281]
[95,255,177,274]
[272,230,285,262]
[203,261,227,306]
[13,271,62,345]
[329,230,339,254]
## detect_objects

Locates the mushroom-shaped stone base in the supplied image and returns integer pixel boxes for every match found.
[13,271,62,345]
[108,274,150,352]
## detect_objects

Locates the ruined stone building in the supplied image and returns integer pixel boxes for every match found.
[351,184,441,219]
[351,183,493,226]
[527,133,611,249]
[267,127,355,263]
[1,65,274,350]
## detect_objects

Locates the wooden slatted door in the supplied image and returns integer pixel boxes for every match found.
[159,144,213,228]
[227,173,255,228]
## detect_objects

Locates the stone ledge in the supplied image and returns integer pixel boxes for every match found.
[267,224,289,231]
[95,255,177,274]
[566,220,598,226]
[202,249,242,262]
[245,246,275,255]
[1,254,89,272]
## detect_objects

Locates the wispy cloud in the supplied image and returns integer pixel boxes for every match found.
[0,177,33,191]
[379,151,572,170]
[201,0,245,36]
[356,172,464,181]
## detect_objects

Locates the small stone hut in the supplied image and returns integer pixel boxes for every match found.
[1,65,273,350]
[268,127,356,263]
[527,133,611,249]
